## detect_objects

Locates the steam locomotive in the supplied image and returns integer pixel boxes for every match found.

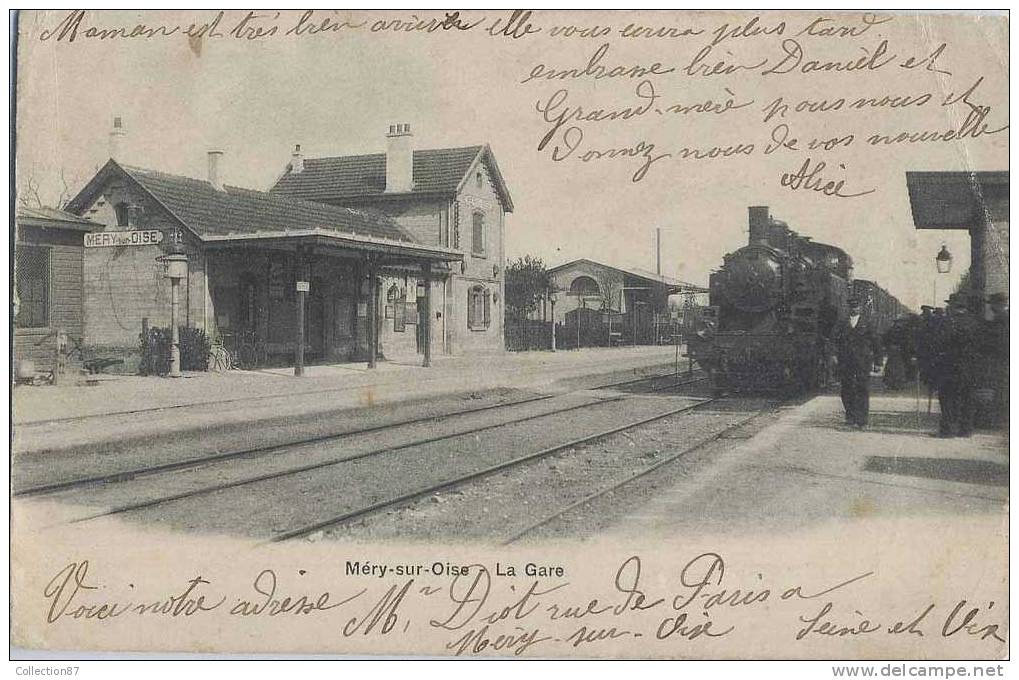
[686,206,909,394]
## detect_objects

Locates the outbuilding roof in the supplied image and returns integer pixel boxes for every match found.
[549,259,708,294]
[271,145,514,211]
[17,205,95,230]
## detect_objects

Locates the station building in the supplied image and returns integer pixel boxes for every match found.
[61,121,513,370]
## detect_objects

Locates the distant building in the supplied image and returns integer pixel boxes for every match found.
[14,206,92,373]
[61,120,513,369]
[906,171,1008,310]
[544,258,707,346]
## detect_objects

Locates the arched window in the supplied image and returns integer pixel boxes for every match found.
[468,286,491,330]
[114,202,130,227]
[475,171,483,188]
[386,283,404,303]
[472,212,485,256]
[569,276,600,297]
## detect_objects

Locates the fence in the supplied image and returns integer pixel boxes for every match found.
[505,318,554,351]
[506,313,686,352]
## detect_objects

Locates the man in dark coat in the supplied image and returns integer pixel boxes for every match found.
[936,293,981,437]
[834,297,881,428]
[984,293,1009,427]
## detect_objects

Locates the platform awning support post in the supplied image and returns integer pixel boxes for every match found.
[367,256,378,370]
[294,247,308,377]
[422,262,432,368]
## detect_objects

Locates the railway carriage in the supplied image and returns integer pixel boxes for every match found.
[687,206,908,394]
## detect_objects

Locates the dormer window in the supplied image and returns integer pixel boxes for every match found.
[114,202,130,227]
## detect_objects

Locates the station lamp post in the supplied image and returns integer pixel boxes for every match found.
[160,237,189,378]
[934,244,953,306]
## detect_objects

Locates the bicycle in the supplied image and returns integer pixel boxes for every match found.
[207,340,234,372]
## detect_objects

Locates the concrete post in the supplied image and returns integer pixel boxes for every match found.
[550,298,556,352]
[422,263,432,367]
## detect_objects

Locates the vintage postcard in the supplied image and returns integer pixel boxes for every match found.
[10,9,1008,660]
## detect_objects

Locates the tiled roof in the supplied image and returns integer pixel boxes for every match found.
[17,205,95,229]
[271,145,514,210]
[69,161,415,243]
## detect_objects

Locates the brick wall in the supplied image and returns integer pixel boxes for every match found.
[449,158,505,354]
[80,184,205,350]
[983,218,1008,300]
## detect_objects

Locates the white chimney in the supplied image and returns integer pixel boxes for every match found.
[291,144,304,174]
[109,116,126,161]
[207,150,225,191]
[385,123,413,193]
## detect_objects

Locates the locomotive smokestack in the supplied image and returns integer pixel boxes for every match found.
[748,206,770,245]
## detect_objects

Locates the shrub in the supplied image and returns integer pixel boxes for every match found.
[139,326,211,375]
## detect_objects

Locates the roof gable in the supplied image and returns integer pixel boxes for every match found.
[65,160,415,243]
[271,145,514,212]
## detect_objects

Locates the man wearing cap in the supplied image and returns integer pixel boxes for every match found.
[834,297,881,428]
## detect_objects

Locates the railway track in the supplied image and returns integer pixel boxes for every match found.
[18,370,723,541]
[267,397,717,543]
[501,410,766,544]
[15,370,704,499]
[63,393,632,526]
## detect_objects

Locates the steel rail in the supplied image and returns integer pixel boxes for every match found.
[68,395,634,525]
[17,371,702,498]
[502,410,766,544]
[266,397,717,544]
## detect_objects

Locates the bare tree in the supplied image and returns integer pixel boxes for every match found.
[17,167,44,208]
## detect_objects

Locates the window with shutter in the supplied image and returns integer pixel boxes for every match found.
[483,290,491,328]
[472,212,485,255]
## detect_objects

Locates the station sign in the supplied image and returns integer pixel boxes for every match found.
[85,230,165,248]
[296,281,310,293]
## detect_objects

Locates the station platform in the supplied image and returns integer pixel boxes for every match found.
[610,384,1009,538]
[13,345,687,454]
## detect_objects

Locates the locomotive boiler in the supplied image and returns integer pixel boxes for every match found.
[687,206,906,394]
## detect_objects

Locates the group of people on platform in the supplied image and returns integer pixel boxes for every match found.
[832,291,1009,436]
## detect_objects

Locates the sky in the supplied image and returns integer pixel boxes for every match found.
[15,9,1008,309]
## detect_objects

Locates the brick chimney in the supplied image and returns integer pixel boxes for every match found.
[291,144,304,174]
[385,123,413,193]
[109,116,126,161]
[207,150,225,191]
[748,205,770,246]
